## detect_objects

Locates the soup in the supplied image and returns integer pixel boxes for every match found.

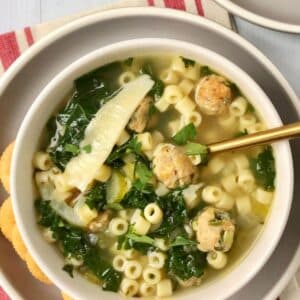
[33,55,275,297]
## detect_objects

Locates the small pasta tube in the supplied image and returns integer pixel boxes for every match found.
[184,224,194,238]
[185,64,200,81]
[154,238,169,251]
[118,209,132,221]
[108,218,128,236]
[208,156,225,174]
[183,111,202,127]
[236,169,256,192]
[189,154,202,166]
[155,97,170,112]
[159,68,179,84]
[132,215,151,235]
[178,78,194,95]
[171,56,186,74]
[33,152,52,171]
[116,130,130,146]
[118,71,136,86]
[120,278,139,297]
[142,267,162,285]
[112,255,127,272]
[74,204,97,225]
[182,183,203,209]
[174,96,196,116]
[156,279,173,297]
[123,249,138,259]
[221,173,239,194]
[207,251,227,269]
[232,154,249,170]
[215,193,235,211]
[236,196,252,216]
[202,185,223,204]
[229,97,248,117]
[94,164,112,182]
[253,187,273,205]
[239,113,256,130]
[144,203,163,225]
[218,113,237,129]
[137,132,153,151]
[148,251,166,269]
[162,85,183,104]
[139,282,156,297]
[124,260,142,280]
[130,209,142,224]
[247,122,265,134]
[155,182,169,197]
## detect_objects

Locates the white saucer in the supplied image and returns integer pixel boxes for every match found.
[0,7,299,300]
[214,0,300,33]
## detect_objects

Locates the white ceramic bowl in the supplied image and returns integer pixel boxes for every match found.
[11,38,293,300]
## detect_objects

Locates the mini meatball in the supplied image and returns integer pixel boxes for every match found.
[152,144,196,189]
[194,206,235,252]
[88,210,112,233]
[195,75,232,115]
[128,96,152,133]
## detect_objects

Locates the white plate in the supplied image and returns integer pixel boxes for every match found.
[0,7,300,300]
[214,0,300,33]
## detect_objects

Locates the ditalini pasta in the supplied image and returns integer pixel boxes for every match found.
[34,55,276,297]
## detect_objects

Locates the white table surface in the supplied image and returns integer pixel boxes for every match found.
[0,0,300,298]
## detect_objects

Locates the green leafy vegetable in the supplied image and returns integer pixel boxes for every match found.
[180,56,195,68]
[184,142,208,163]
[64,144,80,155]
[82,144,92,153]
[35,199,122,291]
[47,62,122,170]
[106,136,142,168]
[122,184,157,209]
[134,160,153,187]
[62,264,74,278]
[170,235,197,247]
[246,102,255,113]
[250,146,275,190]
[140,62,165,99]
[152,190,187,237]
[200,66,214,77]
[118,230,155,254]
[124,57,134,66]
[85,182,107,211]
[172,123,197,145]
[167,246,206,281]
[126,233,155,245]
[234,129,248,137]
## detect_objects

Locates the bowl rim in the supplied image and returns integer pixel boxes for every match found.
[214,0,300,33]
[10,39,294,300]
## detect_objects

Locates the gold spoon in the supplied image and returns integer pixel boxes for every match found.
[208,121,300,153]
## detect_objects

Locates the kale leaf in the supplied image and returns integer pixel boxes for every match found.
[35,199,122,292]
[200,66,214,77]
[121,184,157,210]
[250,146,275,191]
[140,62,164,100]
[62,264,74,278]
[184,142,208,163]
[180,56,195,68]
[151,190,187,237]
[170,235,197,247]
[167,246,206,281]
[48,62,122,170]
[106,136,142,168]
[85,182,107,212]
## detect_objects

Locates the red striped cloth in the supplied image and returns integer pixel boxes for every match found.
[0,0,230,298]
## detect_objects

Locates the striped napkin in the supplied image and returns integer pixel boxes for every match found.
[0,1,293,300]
[0,0,231,74]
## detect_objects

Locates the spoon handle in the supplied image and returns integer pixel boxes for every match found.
[208,121,300,153]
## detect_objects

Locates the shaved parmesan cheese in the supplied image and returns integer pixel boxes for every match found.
[63,75,154,191]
